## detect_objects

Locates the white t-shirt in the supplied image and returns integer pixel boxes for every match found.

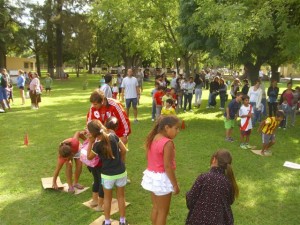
[239,104,253,131]
[100,83,112,98]
[121,76,138,99]
[170,77,177,88]
[112,86,119,93]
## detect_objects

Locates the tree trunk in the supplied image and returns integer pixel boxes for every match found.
[46,0,54,78]
[0,45,6,68]
[243,62,261,85]
[36,52,41,77]
[183,56,190,78]
[55,0,64,78]
[270,64,280,82]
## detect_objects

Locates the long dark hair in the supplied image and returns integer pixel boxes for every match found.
[145,115,180,151]
[194,74,203,85]
[87,120,113,159]
[211,149,239,202]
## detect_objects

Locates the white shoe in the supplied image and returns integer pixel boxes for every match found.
[151,119,154,122]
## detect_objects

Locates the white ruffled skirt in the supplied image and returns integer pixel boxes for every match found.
[141,169,174,196]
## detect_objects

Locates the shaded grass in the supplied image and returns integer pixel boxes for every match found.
[0,74,299,224]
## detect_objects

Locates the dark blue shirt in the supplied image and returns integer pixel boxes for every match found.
[224,99,240,119]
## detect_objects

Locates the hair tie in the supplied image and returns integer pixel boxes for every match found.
[99,129,103,134]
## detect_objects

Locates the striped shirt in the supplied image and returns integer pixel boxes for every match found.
[262,117,279,134]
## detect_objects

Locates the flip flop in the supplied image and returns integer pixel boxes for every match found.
[73,183,84,189]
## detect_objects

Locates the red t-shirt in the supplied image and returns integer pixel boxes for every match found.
[154,91,165,106]
[87,98,131,138]
[58,138,80,164]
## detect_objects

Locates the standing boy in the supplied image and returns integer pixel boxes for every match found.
[224,92,243,142]
[258,110,284,156]
[239,95,253,149]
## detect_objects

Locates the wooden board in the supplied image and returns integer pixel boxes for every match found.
[90,215,119,225]
[41,177,64,189]
[62,183,89,195]
[251,150,272,156]
[83,198,130,215]
[283,161,300,169]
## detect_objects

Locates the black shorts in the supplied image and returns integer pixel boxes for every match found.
[19,86,24,90]
[46,88,51,91]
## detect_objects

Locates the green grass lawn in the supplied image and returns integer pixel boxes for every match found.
[0,74,299,225]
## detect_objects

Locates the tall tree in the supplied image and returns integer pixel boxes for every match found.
[55,0,64,78]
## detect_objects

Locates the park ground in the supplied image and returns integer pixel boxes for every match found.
[0,73,299,225]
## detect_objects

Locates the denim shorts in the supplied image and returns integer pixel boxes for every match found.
[102,174,127,190]
[125,98,138,108]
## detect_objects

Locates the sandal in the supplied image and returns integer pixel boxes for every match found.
[68,186,75,193]
[73,183,84,189]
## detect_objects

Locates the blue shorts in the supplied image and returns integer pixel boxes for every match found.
[125,98,138,108]
[0,87,7,101]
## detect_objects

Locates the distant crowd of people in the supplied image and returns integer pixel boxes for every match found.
[0,68,53,112]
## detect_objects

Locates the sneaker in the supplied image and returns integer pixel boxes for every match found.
[151,119,154,122]
[245,144,252,149]
[134,119,138,123]
[228,137,234,142]
[219,107,224,110]
[240,144,247,150]
[119,221,128,225]
[102,222,111,225]
[225,137,234,143]
[206,106,210,109]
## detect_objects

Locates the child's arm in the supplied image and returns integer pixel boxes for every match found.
[87,137,97,160]
[52,159,64,189]
[118,140,127,162]
[258,120,265,133]
[164,141,180,195]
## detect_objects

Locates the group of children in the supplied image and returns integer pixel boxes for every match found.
[52,116,129,225]
[225,91,285,156]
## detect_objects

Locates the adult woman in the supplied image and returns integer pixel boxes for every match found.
[280,82,296,127]
[230,78,241,99]
[194,74,203,108]
[183,77,195,112]
[247,80,263,126]
[207,76,220,108]
[219,78,228,110]
[29,72,41,109]
[267,80,279,117]
[17,69,26,105]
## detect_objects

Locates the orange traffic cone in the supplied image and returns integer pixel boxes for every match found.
[181,120,185,129]
[24,133,29,146]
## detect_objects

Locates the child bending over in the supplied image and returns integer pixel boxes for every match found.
[52,131,86,193]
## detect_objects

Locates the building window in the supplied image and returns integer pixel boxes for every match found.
[24,62,29,69]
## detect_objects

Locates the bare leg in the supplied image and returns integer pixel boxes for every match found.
[116,186,126,218]
[133,107,137,120]
[126,108,130,117]
[103,188,113,220]
[65,161,73,188]
[151,193,172,225]
[74,159,82,185]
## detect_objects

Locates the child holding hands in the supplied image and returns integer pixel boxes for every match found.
[86,120,128,225]
[141,115,180,225]
[52,131,85,193]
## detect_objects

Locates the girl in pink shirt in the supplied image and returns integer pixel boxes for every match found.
[141,115,181,225]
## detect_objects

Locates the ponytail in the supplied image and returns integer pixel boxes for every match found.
[213,149,239,202]
[87,120,114,159]
[226,163,239,202]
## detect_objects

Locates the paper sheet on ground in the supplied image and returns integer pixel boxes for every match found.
[41,177,64,189]
[90,215,120,225]
[283,161,300,169]
[62,183,89,195]
[251,150,271,156]
[83,198,130,214]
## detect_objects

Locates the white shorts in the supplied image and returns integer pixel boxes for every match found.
[141,169,174,196]
[102,176,127,190]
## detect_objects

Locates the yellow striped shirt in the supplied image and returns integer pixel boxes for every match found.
[262,117,279,134]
